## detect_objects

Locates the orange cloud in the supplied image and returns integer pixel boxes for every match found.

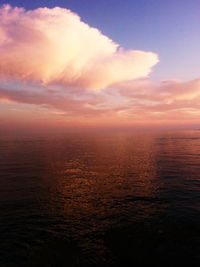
[0,5,158,91]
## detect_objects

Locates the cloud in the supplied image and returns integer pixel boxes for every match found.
[0,4,158,91]
[1,5,199,129]
[1,78,200,126]
[117,79,200,122]
[0,82,127,121]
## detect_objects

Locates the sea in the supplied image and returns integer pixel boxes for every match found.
[1,130,200,266]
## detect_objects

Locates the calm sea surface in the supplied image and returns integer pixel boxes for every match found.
[1,130,200,266]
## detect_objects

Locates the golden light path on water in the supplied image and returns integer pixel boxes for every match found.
[0,130,200,265]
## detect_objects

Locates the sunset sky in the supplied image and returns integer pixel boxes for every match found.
[1,0,200,131]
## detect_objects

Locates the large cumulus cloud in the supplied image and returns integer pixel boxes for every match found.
[0,4,158,90]
[1,5,200,129]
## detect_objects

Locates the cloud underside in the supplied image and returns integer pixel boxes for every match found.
[0,5,200,126]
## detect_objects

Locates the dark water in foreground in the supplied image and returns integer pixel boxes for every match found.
[1,130,200,266]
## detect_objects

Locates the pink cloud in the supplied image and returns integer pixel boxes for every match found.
[0,5,158,91]
[1,78,200,127]
[0,5,200,129]
[117,79,200,123]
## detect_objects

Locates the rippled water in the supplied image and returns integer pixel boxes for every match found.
[1,130,200,266]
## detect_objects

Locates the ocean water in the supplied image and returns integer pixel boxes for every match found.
[1,130,200,266]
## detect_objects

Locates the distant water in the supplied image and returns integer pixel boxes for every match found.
[1,130,200,266]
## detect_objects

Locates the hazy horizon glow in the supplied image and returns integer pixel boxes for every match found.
[0,3,200,132]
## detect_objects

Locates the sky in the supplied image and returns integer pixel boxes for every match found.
[0,0,200,132]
